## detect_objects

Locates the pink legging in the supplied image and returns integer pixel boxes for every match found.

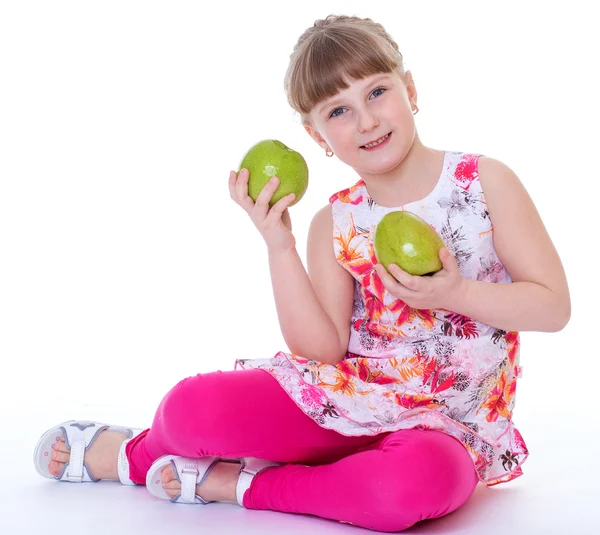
[125,369,478,532]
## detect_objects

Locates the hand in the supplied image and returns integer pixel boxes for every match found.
[373,248,465,310]
[229,168,296,254]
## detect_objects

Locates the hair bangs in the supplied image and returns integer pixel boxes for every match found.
[286,26,400,119]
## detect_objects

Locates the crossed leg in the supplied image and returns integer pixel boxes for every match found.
[49,368,478,531]
[127,368,478,531]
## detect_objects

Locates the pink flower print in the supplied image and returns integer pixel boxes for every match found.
[513,427,528,454]
[454,155,479,190]
[329,182,364,205]
[300,385,327,409]
[477,253,505,282]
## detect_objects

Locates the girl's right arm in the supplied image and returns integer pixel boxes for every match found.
[229,169,354,365]
[268,205,354,365]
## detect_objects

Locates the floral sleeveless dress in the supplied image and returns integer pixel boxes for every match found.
[235,151,528,486]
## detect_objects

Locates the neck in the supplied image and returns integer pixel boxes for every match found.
[359,137,445,207]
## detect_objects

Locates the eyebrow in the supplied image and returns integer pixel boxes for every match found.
[318,74,393,115]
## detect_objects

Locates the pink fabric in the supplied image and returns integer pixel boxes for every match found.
[126,369,478,532]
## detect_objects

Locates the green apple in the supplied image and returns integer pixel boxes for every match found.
[374,211,445,276]
[239,140,309,207]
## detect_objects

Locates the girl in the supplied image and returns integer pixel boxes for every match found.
[33,14,570,533]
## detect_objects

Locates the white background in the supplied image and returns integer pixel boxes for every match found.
[1,1,598,534]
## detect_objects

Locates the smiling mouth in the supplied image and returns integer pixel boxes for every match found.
[361,132,391,149]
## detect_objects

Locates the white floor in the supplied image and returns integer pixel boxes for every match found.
[2,404,597,535]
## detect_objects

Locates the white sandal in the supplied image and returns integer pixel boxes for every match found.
[146,454,281,506]
[33,420,144,485]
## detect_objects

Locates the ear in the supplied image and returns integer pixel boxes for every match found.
[303,123,329,151]
[403,70,418,108]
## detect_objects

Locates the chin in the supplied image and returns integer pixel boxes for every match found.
[368,155,407,174]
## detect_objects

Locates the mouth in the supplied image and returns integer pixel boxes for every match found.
[360,132,392,150]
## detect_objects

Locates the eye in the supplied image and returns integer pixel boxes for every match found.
[328,87,386,118]
[370,87,386,99]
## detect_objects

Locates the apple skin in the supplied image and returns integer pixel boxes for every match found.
[374,211,445,276]
[239,140,309,207]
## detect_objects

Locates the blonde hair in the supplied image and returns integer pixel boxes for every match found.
[284,15,406,124]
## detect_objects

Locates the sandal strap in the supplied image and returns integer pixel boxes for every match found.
[117,438,139,485]
[60,422,109,482]
[34,420,144,484]
[180,462,201,503]
[171,457,219,504]
[235,458,281,506]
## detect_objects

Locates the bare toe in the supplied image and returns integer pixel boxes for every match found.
[48,438,69,476]
[51,449,70,463]
[161,465,180,498]
[161,465,177,483]
[49,460,58,476]
[163,480,181,498]
[53,439,69,453]
[49,459,65,476]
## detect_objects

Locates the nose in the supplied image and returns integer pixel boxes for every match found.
[357,108,379,133]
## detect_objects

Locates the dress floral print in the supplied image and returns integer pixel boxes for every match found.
[236,151,528,486]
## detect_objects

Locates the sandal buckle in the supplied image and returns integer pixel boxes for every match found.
[239,466,258,478]
[181,467,199,477]
[65,471,83,483]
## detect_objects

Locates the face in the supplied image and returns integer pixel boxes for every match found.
[305,71,417,177]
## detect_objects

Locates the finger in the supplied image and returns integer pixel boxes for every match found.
[281,206,292,230]
[233,169,255,211]
[228,170,237,198]
[235,168,251,201]
[439,247,457,271]
[375,263,399,288]
[254,176,280,218]
[388,264,419,290]
[229,170,244,200]
[264,192,295,226]
[375,264,414,296]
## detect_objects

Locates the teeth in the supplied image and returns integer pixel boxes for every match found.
[364,133,389,148]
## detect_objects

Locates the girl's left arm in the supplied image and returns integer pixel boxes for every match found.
[374,156,571,333]
[450,156,571,333]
